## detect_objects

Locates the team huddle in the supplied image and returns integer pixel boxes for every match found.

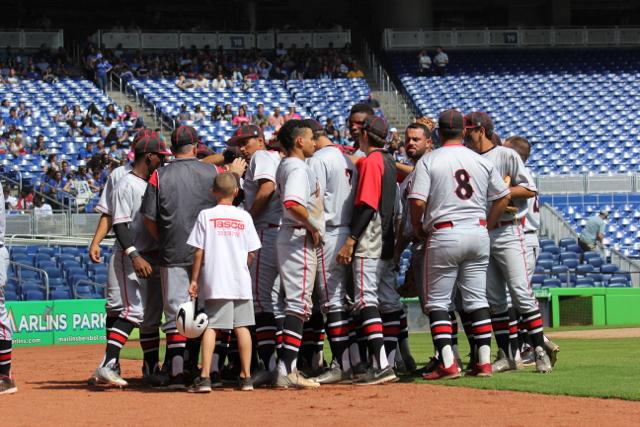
[85,103,559,392]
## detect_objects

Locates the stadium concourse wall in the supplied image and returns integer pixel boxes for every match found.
[0,29,64,49]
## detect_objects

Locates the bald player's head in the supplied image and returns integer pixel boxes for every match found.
[212,172,239,198]
[504,136,531,163]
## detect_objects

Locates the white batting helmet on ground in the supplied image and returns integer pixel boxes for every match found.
[176,299,208,339]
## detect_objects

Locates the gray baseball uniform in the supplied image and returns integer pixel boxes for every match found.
[276,157,324,319]
[481,146,538,314]
[243,149,282,314]
[111,172,163,333]
[0,186,10,343]
[95,163,132,316]
[409,145,509,313]
[523,184,540,281]
[308,145,356,313]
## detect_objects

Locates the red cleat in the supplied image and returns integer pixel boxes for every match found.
[422,362,461,380]
[465,363,492,377]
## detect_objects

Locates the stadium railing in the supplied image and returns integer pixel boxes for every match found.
[9,261,50,300]
[5,212,100,238]
[0,29,64,49]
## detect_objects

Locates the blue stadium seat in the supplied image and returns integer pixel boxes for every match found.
[50,289,72,300]
[542,278,562,289]
[23,290,45,301]
[575,277,595,288]
[4,289,19,301]
[537,259,554,272]
[576,264,594,276]
[607,276,630,287]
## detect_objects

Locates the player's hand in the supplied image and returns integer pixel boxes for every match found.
[188,280,199,299]
[503,176,511,186]
[132,256,152,279]
[504,205,518,214]
[89,243,102,264]
[310,229,322,247]
[337,239,356,265]
[226,157,247,176]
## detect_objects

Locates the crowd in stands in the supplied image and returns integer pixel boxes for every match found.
[417,47,449,76]
[0,45,76,83]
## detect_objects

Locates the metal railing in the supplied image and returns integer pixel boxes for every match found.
[5,212,101,238]
[74,279,106,299]
[9,261,50,300]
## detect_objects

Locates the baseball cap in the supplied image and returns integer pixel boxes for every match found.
[134,133,172,155]
[438,109,464,132]
[301,119,324,133]
[171,125,199,148]
[464,111,494,135]
[390,127,398,133]
[363,116,389,139]
[599,210,609,218]
[226,125,264,146]
[196,142,214,158]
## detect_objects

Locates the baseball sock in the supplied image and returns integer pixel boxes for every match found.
[491,311,511,358]
[518,316,533,351]
[348,314,362,367]
[381,310,402,368]
[212,329,232,374]
[508,307,520,359]
[459,311,475,359]
[140,330,160,374]
[299,319,315,371]
[164,331,187,377]
[449,311,460,360]
[309,311,326,371]
[0,340,11,376]
[277,315,304,375]
[102,318,134,368]
[360,306,388,370]
[429,310,455,369]
[274,314,285,352]
[325,311,353,372]
[470,308,493,366]
[352,311,369,366]
[397,309,414,368]
[254,312,277,371]
[106,314,118,332]
[520,309,545,348]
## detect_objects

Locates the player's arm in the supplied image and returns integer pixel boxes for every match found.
[89,214,112,263]
[201,153,225,166]
[408,199,428,241]
[487,195,511,230]
[248,179,275,219]
[509,185,536,200]
[284,201,322,247]
[395,162,414,176]
[112,222,152,278]
[188,248,204,299]
[141,171,160,241]
[247,250,257,267]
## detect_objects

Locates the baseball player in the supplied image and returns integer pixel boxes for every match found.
[226,125,282,385]
[141,126,245,388]
[91,133,170,387]
[0,185,16,395]
[336,116,398,386]
[273,120,324,389]
[293,119,357,384]
[464,112,552,374]
[503,136,560,367]
[409,109,511,379]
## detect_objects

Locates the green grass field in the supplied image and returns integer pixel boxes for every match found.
[122,330,640,401]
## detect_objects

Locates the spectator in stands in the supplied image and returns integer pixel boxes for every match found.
[433,47,449,76]
[257,58,273,79]
[15,187,34,210]
[579,210,608,252]
[17,101,31,119]
[251,103,268,128]
[78,141,95,160]
[178,104,191,123]
[104,104,118,121]
[33,195,53,218]
[387,127,400,153]
[193,105,206,123]
[6,68,19,85]
[418,50,432,75]
[60,160,72,177]
[241,75,252,91]
[347,62,364,78]
[82,119,100,137]
[95,56,112,93]
[211,105,224,121]
[42,68,57,83]
[118,104,139,123]
[67,120,82,137]
[223,104,234,122]
[245,67,259,81]
[232,105,251,127]
[194,74,210,89]
[5,108,22,128]
[211,73,227,90]
[31,134,48,155]
[0,99,10,115]
[324,118,340,141]
[175,73,193,90]
[55,105,72,122]
[43,170,66,202]
[72,105,84,122]
[284,104,301,122]
[9,134,26,156]
[276,43,287,58]
[268,106,284,131]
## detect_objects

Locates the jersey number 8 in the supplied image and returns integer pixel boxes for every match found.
[454,169,473,200]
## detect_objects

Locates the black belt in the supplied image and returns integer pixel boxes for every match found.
[524,230,536,235]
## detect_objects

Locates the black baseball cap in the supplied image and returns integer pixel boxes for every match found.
[301,118,324,133]
[227,125,264,146]
[134,133,172,155]
[464,111,494,135]
[438,109,464,132]
[171,125,199,148]
[363,116,389,139]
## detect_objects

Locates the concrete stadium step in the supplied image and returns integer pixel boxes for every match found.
[107,88,171,141]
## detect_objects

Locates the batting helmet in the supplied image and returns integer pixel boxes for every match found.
[176,300,208,339]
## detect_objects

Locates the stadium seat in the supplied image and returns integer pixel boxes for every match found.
[4,289,19,301]
[576,264,594,275]
[575,277,595,288]
[50,289,72,300]
[542,278,562,289]
[23,290,45,301]
[562,258,579,270]
[537,259,554,272]
[607,276,630,287]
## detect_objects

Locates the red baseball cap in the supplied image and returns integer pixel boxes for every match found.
[226,125,264,147]
[464,111,494,134]
[171,125,199,149]
[134,133,172,156]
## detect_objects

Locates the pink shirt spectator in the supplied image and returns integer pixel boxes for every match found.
[232,115,251,126]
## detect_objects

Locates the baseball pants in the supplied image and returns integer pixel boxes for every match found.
[524,232,540,281]
[112,250,163,333]
[378,259,404,314]
[352,256,383,311]
[277,226,318,320]
[487,224,538,315]
[251,226,281,314]
[0,247,11,341]
[422,226,491,313]
[160,266,191,333]
[105,247,123,317]
[315,226,350,312]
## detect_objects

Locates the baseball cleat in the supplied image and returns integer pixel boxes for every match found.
[95,365,128,387]
[465,363,492,377]
[273,371,321,389]
[87,369,102,386]
[187,376,212,393]
[517,348,536,368]
[0,375,17,395]
[534,346,552,374]
[353,366,398,386]
[415,357,439,376]
[311,366,352,384]
[492,349,518,373]
[166,373,187,390]
[238,376,254,391]
[422,363,461,380]
[543,339,560,367]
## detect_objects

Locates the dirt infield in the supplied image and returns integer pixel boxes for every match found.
[547,327,640,340]
[3,344,640,426]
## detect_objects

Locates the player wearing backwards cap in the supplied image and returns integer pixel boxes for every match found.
[0,186,16,394]
[464,112,553,374]
[226,124,283,386]
[141,126,246,388]
[90,132,170,387]
[273,120,324,389]
[87,129,163,385]
[409,109,511,379]
[503,136,560,367]
[336,115,398,385]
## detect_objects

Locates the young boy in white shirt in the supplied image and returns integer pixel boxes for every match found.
[187,172,262,392]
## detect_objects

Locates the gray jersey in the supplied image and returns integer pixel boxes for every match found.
[243,150,282,227]
[276,157,324,234]
[409,145,509,230]
[481,145,537,221]
[524,195,540,233]
[398,168,417,239]
[95,164,132,215]
[111,172,158,253]
[308,145,356,228]
[0,185,5,244]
